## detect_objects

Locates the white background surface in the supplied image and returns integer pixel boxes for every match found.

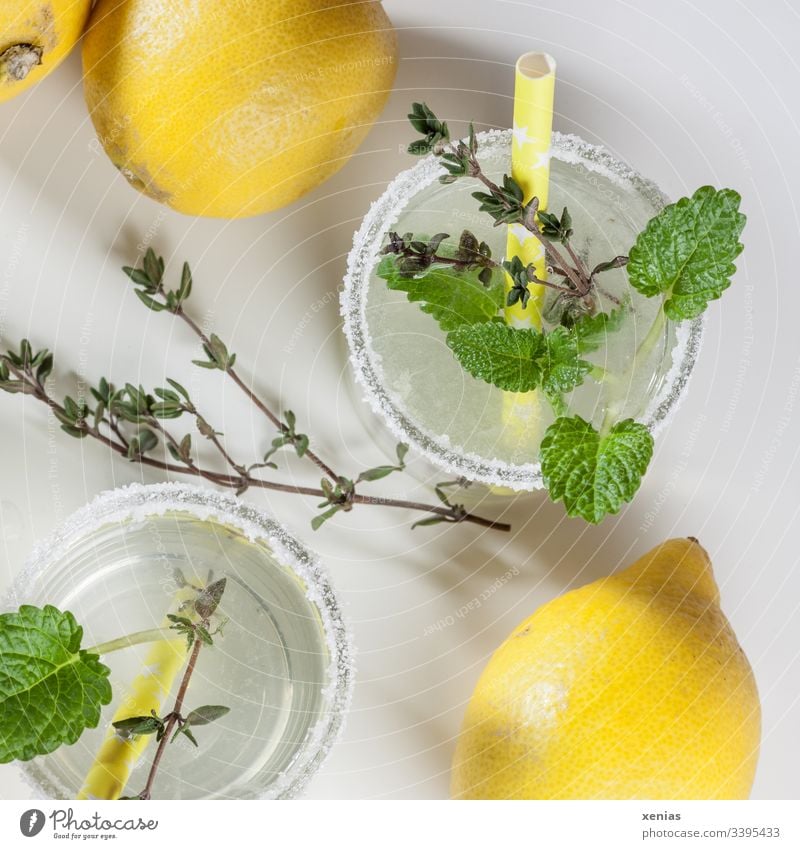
[1,0,798,800]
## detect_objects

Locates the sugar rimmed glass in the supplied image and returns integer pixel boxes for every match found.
[341,130,703,493]
[10,482,352,800]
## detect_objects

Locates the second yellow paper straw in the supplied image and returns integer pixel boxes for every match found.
[501,52,556,450]
[77,587,195,800]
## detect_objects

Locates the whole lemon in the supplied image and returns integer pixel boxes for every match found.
[452,538,761,799]
[1,1,92,103]
[82,0,396,218]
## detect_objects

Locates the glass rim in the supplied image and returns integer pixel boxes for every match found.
[341,128,705,491]
[8,481,354,800]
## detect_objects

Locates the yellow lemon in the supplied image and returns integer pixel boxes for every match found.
[452,538,761,799]
[82,0,397,218]
[1,1,91,103]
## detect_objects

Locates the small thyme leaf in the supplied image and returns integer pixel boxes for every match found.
[112,714,164,737]
[136,428,159,454]
[165,378,191,402]
[154,387,180,403]
[143,248,163,288]
[312,506,340,531]
[503,256,533,309]
[122,266,153,289]
[173,725,198,747]
[177,262,193,303]
[356,443,407,483]
[195,416,221,438]
[590,256,629,277]
[168,614,192,627]
[471,174,525,226]
[61,424,88,439]
[357,464,403,483]
[150,400,183,419]
[135,290,168,312]
[195,578,226,620]
[538,207,573,242]
[411,516,450,529]
[184,705,230,726]
[35,353,53,383]
[193,334,236,370]
[172,433,192,464]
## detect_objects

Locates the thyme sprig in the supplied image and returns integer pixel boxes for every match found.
[382,229,497,285]
[117,578,229,800]
[0,254,509,533]
[406,103,627,306]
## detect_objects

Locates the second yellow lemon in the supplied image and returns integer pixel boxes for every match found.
[452,538,761,799]
[82,0,397,218]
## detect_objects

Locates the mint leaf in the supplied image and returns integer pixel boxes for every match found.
[540,327,593,397]
[446,323,592,395]
[377,255,503,331]
[540,416,654,523]
[627,186,745,320]
[0,605,112,763]
[572,308,626,354]
[446,323,544,391]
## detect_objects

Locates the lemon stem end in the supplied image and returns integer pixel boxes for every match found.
[0,44,43,83]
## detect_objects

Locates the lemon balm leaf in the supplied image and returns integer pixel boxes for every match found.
[539,327,593,397]
[572,307,626,354]
[446,323,592,395]
[377,256,504,331]
[447,323,545,391]
[540,416,654,523]
[0,605,112,763]
[627,187,745,320]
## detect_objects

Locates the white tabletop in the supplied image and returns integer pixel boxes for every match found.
[1,0,798,799]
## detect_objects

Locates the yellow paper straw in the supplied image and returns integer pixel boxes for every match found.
[77,588,195,800]
[505,51,556,326]
[500,52,556,458]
